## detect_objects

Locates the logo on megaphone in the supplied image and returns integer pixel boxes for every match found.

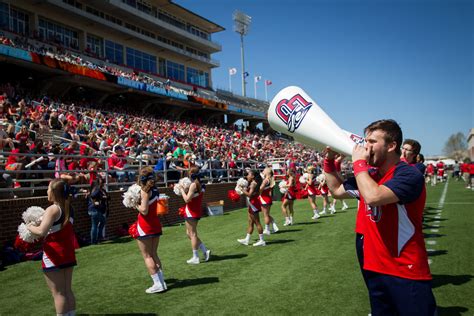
[268,86,360,156]
[275,94,313,133]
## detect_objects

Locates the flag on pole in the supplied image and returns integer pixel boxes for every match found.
[229,68,237,75]
[265,80,272,86]
[243,72,249,78]
[254,75,262,83]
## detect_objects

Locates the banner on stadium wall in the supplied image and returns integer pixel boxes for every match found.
[29,53,112,82]
[0,44,33,62]
[117,77,188,101]
[188,95,228,110]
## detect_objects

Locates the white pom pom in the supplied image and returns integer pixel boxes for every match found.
[316,173,325,183]
[173,184,182,196]
[18,223,41,243]
[180,177,192,190]
[279,180,288,194]
[22,206,45,225]
[123,184,142,208]
[299,174,308,184]
[235,178,248,195]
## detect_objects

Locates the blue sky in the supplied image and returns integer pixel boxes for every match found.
[176,0,473,156]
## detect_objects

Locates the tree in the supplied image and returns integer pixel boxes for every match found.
[443,132,468,160]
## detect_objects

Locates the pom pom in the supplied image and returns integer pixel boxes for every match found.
[299,173,310,184]
[279,180,288,194]
[173,177,192,196]
[22,206,45,226]
[128,221,139,239]
[17,206,45,244]
[227,190,241,202]
[178,206,186,218]
[123,184,142,208]
[14,235,39,253]
[18,223,42,243]
[235,178,248,195]
[316,173,325,184]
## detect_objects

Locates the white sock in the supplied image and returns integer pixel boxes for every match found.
[199,242,208,254]
[290,216,293,222]
[343,201,348,207]
[265,224,270,231]
[192,250,199,258]
[245,233,251,241]
[151,273,160,285]
[258,234,264,241]
[313,209,318,214]
[323,207,326,212]
[285,217,289,222]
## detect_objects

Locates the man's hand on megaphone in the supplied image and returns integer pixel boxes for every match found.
[323,146,338,160]
[352,144,369,162]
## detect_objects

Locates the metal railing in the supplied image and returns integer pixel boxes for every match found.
[0,151,267,197]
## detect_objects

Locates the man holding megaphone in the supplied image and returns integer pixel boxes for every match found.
[323,119,436,316]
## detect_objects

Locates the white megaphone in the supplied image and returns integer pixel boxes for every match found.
[268,86,363,156]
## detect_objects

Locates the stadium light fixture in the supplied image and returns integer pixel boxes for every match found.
[233,10,252,97]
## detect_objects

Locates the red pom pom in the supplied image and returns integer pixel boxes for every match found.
[178,207,186,218]
[128,221,139,239]
[227,190,241,202]
[14,235,41,253]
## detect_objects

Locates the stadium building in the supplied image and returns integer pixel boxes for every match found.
[0,0,268,127]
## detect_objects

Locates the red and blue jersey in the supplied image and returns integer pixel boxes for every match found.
[137,188,162,237]
[184,190,204,219]
[42,206,76,271]
[259,182,273,205]
[343,162,431,280]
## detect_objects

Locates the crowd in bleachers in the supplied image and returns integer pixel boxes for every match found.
[0,81,324,195]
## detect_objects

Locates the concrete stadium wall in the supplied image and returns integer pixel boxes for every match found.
[0,183,246,247]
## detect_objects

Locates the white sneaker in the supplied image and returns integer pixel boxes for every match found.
[186,257,200,264]
[145,283,166,293]
[237,238,249,245]
[283,220,290,226]
[204,249,211,262]
[253,240,266,247]
[272,222,279,233]
[319,210,327,215]
[342,205,349,211]
[330,207,336,214]
[312,212,321,219]
[289,217,293,225]
[263,229,271,235]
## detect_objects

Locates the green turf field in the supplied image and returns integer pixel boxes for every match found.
[1,179,473,315]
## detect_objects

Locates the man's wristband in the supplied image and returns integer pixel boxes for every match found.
[323,158,337,173]
[353,159,369,176]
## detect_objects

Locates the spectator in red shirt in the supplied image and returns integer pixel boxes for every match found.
[108,146,135,185]
[15,125,30,144]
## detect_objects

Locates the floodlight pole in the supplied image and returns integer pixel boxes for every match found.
[240,33,246,97]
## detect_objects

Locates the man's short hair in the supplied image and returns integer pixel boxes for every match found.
[364,119,403,155]
[403,139,421,155]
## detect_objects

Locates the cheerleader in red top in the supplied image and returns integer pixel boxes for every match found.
[318,174,331,215]
[178,167,211,264]
[135,167,167,294]
[305,166,321,220]
[281,169,296,226]
[27,179,77,316]
[259,167,279,235]
[237,169,266,246]
[329,155,349,213]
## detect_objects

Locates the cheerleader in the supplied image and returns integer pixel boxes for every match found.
[27,179,77,316]
[281,169,296,226]
[237,169,266,246]
[329,155,348,212]
[259,167,279,235]
[305,166,321,220]
[318,174,332,215]
[178,167,211,264]
[135,167,167,293]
